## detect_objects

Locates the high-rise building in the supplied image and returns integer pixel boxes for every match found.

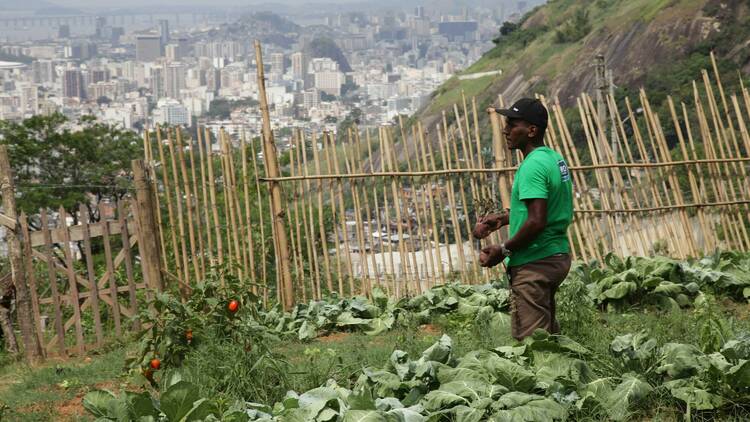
[32,60,55,83]
[63,69,86,99]
[302,88,320,109]
[153,99,189,126]
[415,6,424,17]
[19,83,39,115]
[159,19,170,47]
[205,67,220,93]
[65,41,97,60]
[291,52,308,80]
[91,68,110,84]
[150,66,165,98]
[165,44,182,61]
[270,53,285,75]
[136,34,162,62]
[58,24,70,39]
[164,63,186,99]
[95,16,107,38]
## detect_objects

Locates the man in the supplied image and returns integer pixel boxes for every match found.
[473,98,573,340]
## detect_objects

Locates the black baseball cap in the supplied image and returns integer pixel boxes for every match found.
[496,98,548,129]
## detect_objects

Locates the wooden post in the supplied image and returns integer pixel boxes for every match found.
[79,205,104,348]
[19,214,44,353]
[40,210,65,355]
[58,207,85,356]
[255,40,294,309]
[0,145,43,362]
[132,159,165,292]
[99,204,122,338]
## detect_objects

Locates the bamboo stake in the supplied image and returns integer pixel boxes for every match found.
[426,126,454,277]
[289,131,307,302]
[218,130,236,275]
[155,126,183,292]
[382,127,413,295]
[409,123,436,288]
[187,135,206,280]
[437,118,468,283]
[450,104,481,283]
[701,70,750,250]
[249,136,269,304]
[145,131,169,271]
[176,128,200,282]
[417,122,445,285]
[344,128,371,296]
[693,83,743,249]
[204,129,225,275]
[240,132,258,293]
[295,130,317,300]
[322,132,346,295]
[310,131,333,295]
[353,127,382,292]
[366,128,393,295]
[327,131,355,295]
[299,130,322,299]
[166,128,191,291]
[222,130,245,277]
[255,40,294,308]
[197,128,215,268]
[386,124,420,292]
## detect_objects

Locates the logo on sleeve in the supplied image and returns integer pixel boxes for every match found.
[557,160,570,182]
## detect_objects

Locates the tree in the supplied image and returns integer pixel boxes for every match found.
[0,113,143,224]
[500,21,519,36]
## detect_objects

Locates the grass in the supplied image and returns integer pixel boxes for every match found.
[0,345,129,421]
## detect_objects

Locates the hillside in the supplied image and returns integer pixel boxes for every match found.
[412,0,750,146]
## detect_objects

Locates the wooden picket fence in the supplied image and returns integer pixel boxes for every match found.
[145,52,750,310]
[0,200,149,357]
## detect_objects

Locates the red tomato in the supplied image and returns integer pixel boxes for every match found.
[227,300,239,313]
[150,358,161,370]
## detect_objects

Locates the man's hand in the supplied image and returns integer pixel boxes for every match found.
[479,244,505,268]
[472,210,509,239]
[486,107,497,114]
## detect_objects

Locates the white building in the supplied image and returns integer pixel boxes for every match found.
[153,99,190,126]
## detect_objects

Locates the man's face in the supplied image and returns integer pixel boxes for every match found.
[503,118,535,150]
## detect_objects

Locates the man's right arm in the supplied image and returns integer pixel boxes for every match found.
[472,209,510,239]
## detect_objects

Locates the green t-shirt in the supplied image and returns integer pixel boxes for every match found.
[507,146,573,267]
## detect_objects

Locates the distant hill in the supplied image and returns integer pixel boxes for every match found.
[305,37,352,72]
[221,12,301,48]
[414,0,750,144]
[0,0,55,10]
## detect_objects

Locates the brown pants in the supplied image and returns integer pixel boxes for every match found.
[508,253,572,340]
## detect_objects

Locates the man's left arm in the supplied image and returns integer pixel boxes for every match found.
[503,198,547,251]
[479,199,547,267]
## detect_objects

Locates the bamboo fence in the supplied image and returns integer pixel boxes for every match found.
[145,53,750,306]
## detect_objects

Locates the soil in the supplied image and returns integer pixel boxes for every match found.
[55,394,85,421]
[316,331,351,342]
[418,324,442,336]
[721,298,750,321]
